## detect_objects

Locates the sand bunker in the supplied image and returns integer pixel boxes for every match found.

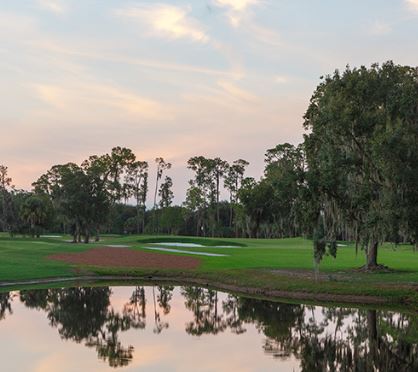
[149,242,240,249]
[48,247,200,269]
[144,247,228,257]
[150,242,204,248]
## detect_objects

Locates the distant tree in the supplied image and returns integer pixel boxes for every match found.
[187,156,229,236]
[224,159,249,234]
[20,194,53,237]
[263,143,305,238]
[0,165,14,234]
[158,176,174,209]
[183,184,206,236]
[153,158,171,210]
[238,178,274,238]
[124,161,149,234]
[211,158,229,224]
[34,147,136,243]
[152,158,171,232]
[159,206,185,235]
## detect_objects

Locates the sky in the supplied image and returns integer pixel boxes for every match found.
[1,0,418,203]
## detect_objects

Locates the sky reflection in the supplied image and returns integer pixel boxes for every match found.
[0,286,417,371]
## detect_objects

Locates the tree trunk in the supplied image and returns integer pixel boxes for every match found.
[73,222,79,243]
[367,240,378,268]
[84,229,90,244]
[30,220,35,238]
[216,176,220,224]
[367,310,378,368]
[142,206,146,233]
[229,203,233,228]
[153,170,160,233]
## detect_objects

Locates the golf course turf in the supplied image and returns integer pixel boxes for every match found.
[0,234,417,309]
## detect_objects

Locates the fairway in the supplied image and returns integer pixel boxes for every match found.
[0,234,417,308]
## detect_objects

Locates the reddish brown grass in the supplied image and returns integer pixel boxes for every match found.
[48,247,200,270]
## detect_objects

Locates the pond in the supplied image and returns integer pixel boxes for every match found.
[0,286,416,371]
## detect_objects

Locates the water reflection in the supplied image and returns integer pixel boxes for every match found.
[0,292,13,320]
[0,286,417,371]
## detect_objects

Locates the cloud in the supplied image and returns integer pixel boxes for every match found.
[38,0,67,14]
[33,81,172,121]
[215,0,259,12]
[217,80,259,102]
[214,0,260,26]
[116,4,208,42]
[406,0,418,12]
[275,75,288,84]
[370,20,392,35]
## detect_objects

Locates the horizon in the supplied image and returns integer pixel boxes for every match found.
[2,0,418,203]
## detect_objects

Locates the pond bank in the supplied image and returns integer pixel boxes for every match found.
[1,270,416,311]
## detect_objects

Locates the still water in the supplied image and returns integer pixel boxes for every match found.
[0,286,416,372]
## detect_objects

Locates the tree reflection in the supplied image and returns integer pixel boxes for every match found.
[181,286,227,335]
[222,294,246,335]
[19,289,49,310]
[236,298,418,372]
[181,290,417,371]
[5,286,416,371]
[123,286,146,329]
[237,298,305,359]
[86,309,134,368]
[19,287,134,368]
[0,292,13,320]
[151,286,173,334]
[157,285,174,315]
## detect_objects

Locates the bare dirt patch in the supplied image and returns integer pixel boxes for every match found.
[48,247,200,270]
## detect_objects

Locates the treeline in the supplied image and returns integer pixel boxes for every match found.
[0,61,417,268]
[0,145,311,241]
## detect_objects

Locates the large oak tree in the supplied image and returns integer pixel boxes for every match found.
[304,61,418,268]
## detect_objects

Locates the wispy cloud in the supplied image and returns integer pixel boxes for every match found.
[217,80,259,102]
[406,0,418,12]
[215,0,259,12]
[214,0,260,26]
[275,75,289,84]
[38,0,67,14]
[34,82,172,121]
[116,4,209,42]
[370,20,392,35]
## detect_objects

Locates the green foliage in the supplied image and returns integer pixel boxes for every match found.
[158,206,184,235]
[20,194,54,237]
[313,216,326,264]
[33,147,138,243]
[304,61,418,266]
[158,176,174,209]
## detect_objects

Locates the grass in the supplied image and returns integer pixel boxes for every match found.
[0,233,417,308]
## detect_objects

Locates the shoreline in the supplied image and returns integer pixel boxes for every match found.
[1,272,416,311]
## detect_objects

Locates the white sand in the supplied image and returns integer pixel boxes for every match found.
[106,245,130,248]
[144,247,228,257]
[150,242,204,248]
[149,242,242,249]
[40,235,62,238]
